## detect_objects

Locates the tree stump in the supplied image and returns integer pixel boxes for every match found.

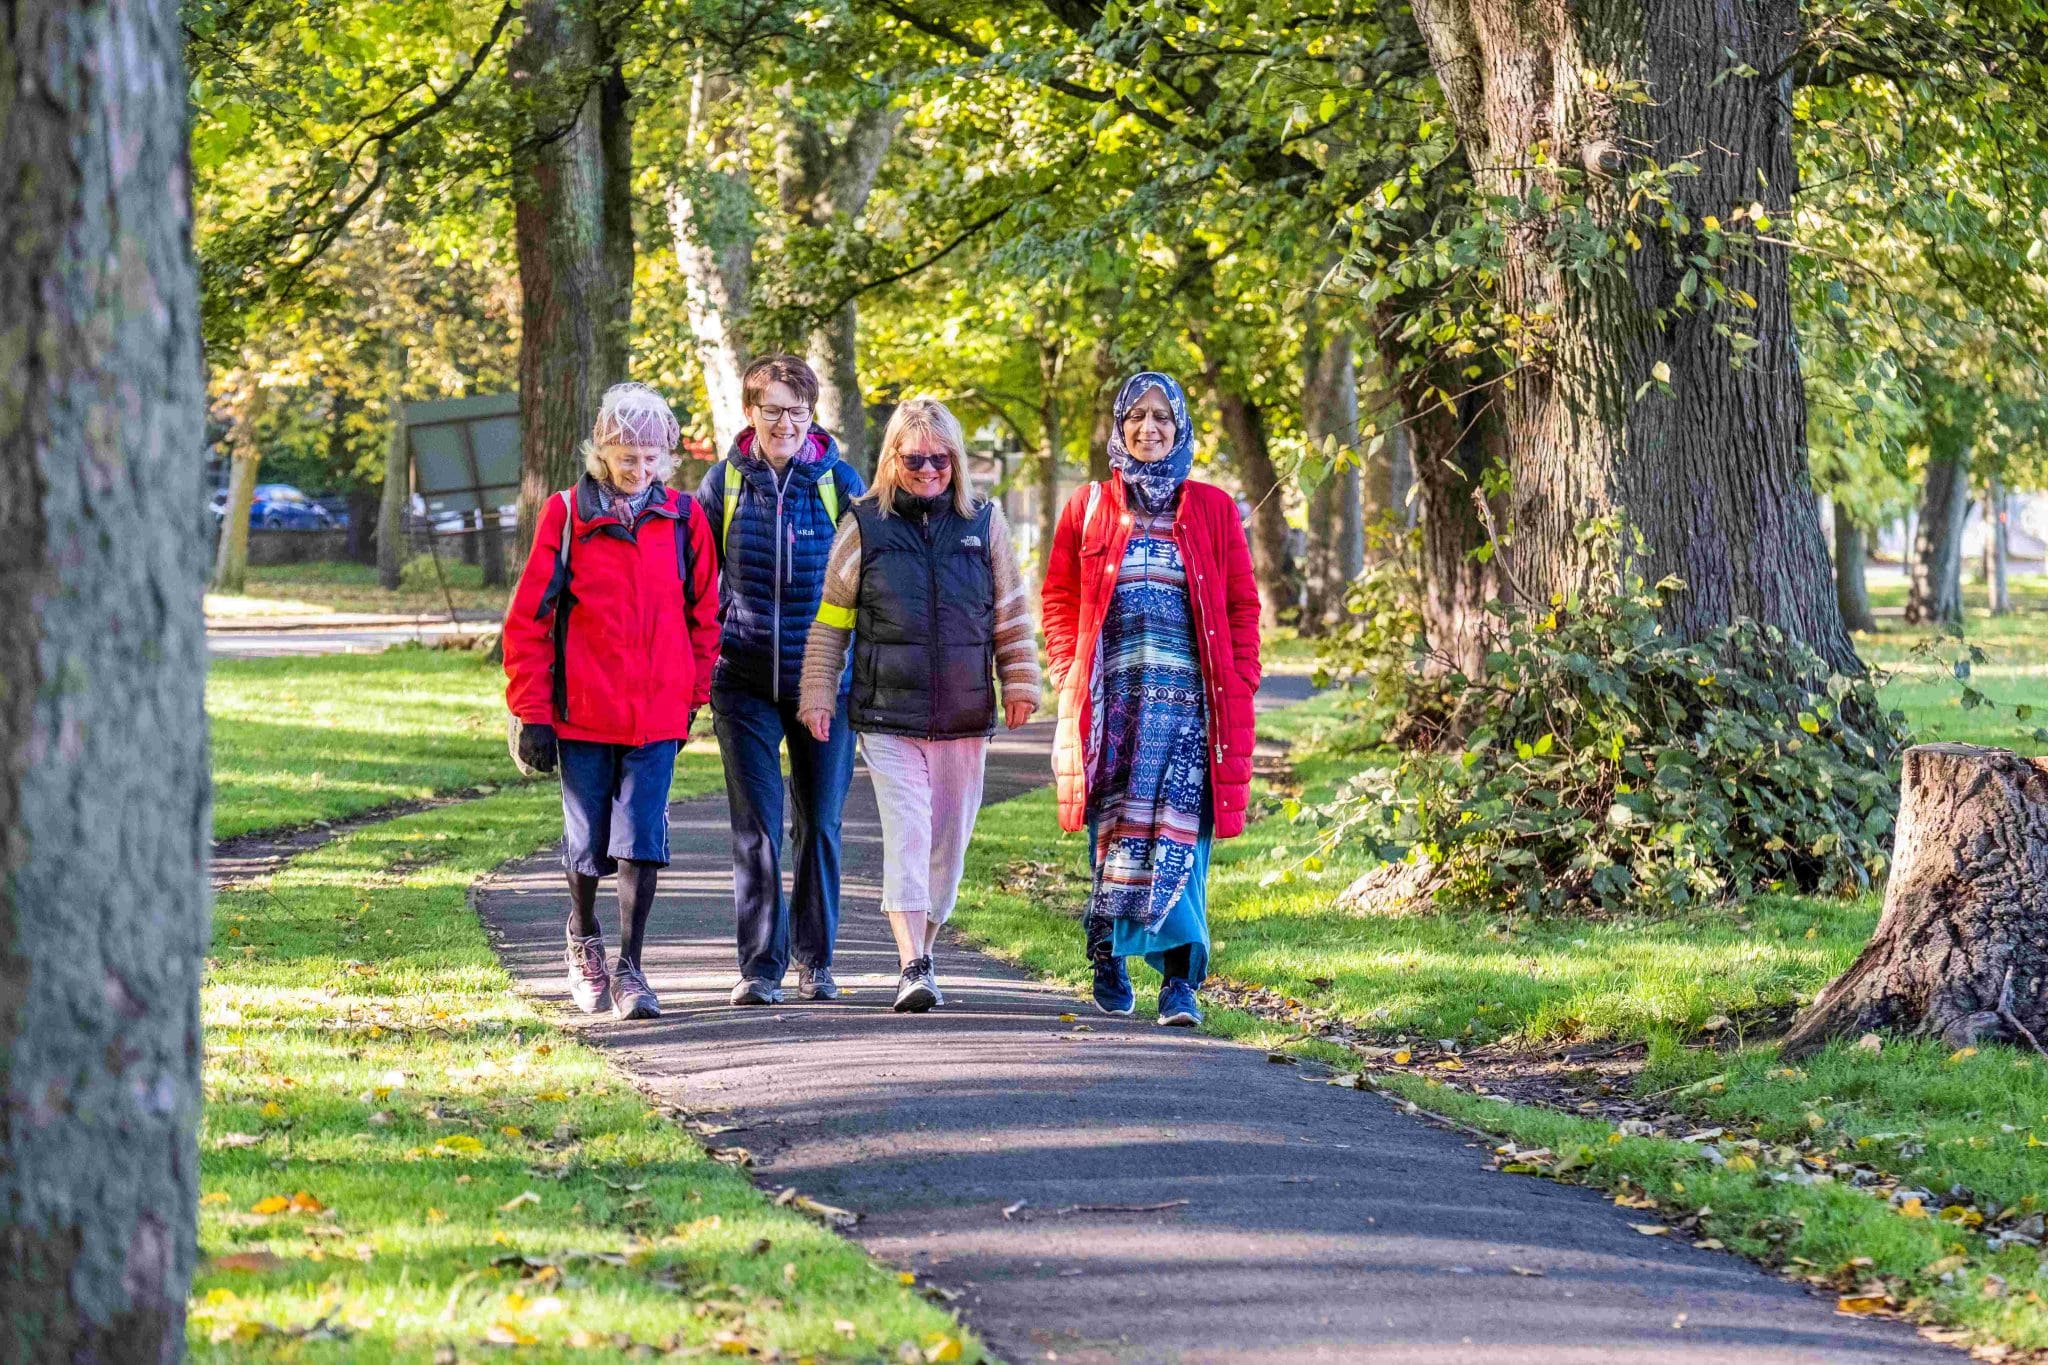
[1780,744,2048,1060]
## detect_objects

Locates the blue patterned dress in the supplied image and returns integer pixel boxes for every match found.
[1086,506,1212,983]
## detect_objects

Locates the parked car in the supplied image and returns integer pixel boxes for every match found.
[210,483,343,530]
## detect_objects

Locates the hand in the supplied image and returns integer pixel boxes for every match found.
[798,708,833,743]
[517,722,558,774]
[1004,699,1036,730]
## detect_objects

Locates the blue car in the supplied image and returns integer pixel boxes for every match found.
[210,483,343,530]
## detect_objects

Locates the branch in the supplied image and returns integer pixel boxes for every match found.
[809,201,1018,320]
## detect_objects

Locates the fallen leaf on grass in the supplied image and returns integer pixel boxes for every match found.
[209,1252,286,1273]
[1836,1294,1894,1316]
[250,1196,291,1215]
[200,1192,230,1207]
[216,1132,263,1149]
[259,1102,286,1120]
[287,1191,324,1213]
[925,1336,964,1362]
[1058,1013,1077,1023]
[1392,1050,1412,1065]
[1692,1239,1726,1251]
[499,1191,541,1212]
[484,1322,538,1346]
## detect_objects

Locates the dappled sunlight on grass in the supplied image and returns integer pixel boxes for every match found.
[196,786,975,1361]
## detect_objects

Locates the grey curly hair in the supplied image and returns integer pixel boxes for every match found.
[581,382,682,481]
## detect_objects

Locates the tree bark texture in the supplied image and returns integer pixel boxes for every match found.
[1204,360,1294,628]
[668,69,756,456]
[1301,307,1360,634]
[1087,332,1118,484]
[777,101,897,478]
[376,351,411,590]
[0,0,210,1354]
[210,448,259,593]
[1410,0,1858,673]
[1781,745,2048,1060]
[1905,442,1968,626]
[1832,510,1877,635]
[1404,370,1501,679]
[512,0,632,557]
[1037,336,1067,572]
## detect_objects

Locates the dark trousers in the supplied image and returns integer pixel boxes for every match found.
[712,686,855,983]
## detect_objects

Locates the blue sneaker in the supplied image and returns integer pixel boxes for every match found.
[1092,957,1135,1017]
[1157,978,1202,1027]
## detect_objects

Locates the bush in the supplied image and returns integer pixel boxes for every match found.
[398,553,446,595]
[1305,524,1908,918]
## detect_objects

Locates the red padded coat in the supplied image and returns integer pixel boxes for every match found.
[504,478,720,747]
[1040,476,1263,839]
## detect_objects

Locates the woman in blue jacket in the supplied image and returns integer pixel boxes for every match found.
[696,354,866,1005]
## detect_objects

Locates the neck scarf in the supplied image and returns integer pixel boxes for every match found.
[1107,371,1194,515]
[600,479,659,529]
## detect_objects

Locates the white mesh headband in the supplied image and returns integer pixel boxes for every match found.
[591,382,681,451]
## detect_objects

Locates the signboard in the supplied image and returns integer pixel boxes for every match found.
[405,393,519,517]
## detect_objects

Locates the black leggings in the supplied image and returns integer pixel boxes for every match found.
[1085,915,1195,982]
[567,860,661,967]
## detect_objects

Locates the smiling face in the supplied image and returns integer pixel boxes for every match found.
[894,436,955,501]
[599,444,662,496]
[1120,385,1176,463]
[745,380,812,468]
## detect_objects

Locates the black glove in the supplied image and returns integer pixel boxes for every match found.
[518,722,558,775]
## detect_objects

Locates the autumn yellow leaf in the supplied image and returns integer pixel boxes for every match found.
[535,1091,568,1103]
[259,1101,285,1120]
[286,1190,324,1213]
[925,1336,964,1363]
[501,1126,523,1138]
[1058,1013,1076,1023]
[200,1191,230,1206]
[484,1322,537,1346]
[250,1195,290,1215]
[1836,1294,1891,1316]
[1897,1197,1928,1218]
[426,1207,446,1223]
[1392,1050,1412,1065]
[1948,1047,1978,1064]
[500,1191,541,1212]
[1631,1223,1669,1237]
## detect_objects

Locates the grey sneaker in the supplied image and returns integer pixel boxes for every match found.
[565,933,611,1014]
[796,964,840,1001]
[611,959,660,1020]
[893,957,939,1014]
[729,976,782,1006]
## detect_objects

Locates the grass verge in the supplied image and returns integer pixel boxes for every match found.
[209,649,525,841]
[206,561,507,618]
[196,772,980,1362]
[949,621,2048,1355]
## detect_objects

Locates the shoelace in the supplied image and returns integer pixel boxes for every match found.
[573,939,606,978]
[614,961,648,995]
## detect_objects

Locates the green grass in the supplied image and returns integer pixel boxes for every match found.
[209,650,527,840]
[195,779,980,1362]
[207,561,508,618]
[946,613,2048,1353]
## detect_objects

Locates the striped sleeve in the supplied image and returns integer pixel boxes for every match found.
[987,504,1043,711]
[798,516,862,716]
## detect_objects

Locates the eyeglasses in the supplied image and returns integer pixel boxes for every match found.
[754,404,811,426]
[899,453,951,473]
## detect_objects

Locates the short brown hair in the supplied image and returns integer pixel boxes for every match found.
[741,354,819,411]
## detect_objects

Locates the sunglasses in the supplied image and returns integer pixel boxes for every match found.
[899,453,952,472]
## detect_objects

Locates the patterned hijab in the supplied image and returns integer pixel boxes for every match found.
[1108,371,1194,514]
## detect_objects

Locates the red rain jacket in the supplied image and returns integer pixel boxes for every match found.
[504,478,720,746]
[1040,476,1263,839]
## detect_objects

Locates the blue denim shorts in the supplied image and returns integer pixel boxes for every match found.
[558,739,679,876]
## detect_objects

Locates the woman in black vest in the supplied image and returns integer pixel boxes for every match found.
[798,398,1041,1011]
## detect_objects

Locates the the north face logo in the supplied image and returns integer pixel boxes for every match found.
[961,536,982,547]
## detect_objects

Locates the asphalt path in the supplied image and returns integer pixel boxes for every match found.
[474,675,1949,1363]
[206,617,497,658]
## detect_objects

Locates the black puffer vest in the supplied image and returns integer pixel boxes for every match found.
[849,495,997,738]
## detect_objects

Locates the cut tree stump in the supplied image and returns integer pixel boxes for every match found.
[1780,743,2048,1060]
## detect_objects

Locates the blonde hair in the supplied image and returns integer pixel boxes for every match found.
[865,397,975,518]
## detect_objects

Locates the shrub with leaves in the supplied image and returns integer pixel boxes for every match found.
[1303,524,1908,918]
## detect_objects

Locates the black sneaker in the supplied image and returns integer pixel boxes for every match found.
[893,956,939,1013]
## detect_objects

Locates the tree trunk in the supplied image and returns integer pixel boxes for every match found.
[512,0,632,558]
[668,69,755,456]
[1782,745,2048,1059]
[1206,362,1294,629]
[1,0,209,1352]
[1410,0,1859,675]
[1905,442,1969,626]
[1087,332,1118,484]
[1833,511,1878,635]
[211,442,260,594]
[1354,347,1399,562]
[1301,316,1360,635]
[1987,478,2010,617]
[1404,372,1501,679]
[376,350,411,590]
[1037,336,1067,573]
[777,101,898,478]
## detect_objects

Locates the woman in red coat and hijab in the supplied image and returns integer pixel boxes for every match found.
[1040,371,1262,1027]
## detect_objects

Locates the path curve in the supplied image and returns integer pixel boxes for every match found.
[474,677,1950,1364]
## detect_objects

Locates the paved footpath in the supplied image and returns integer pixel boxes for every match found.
[475,678,1951,1364]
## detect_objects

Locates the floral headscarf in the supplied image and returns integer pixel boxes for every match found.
[1107,371,1194,514]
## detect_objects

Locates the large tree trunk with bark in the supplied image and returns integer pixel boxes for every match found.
[1205,362,1295,628]
[1782,745,2048,1060]
[1,0,210,1354]
[669,68,756,455]
[1086,331,1118,484]
[1302,306,1360,634]
[512,1,632,557]
[777,102,897,478]
[1037,336,1067,573]
[1906,442,1969,626]
[1411,0,1859,675]
[1833,510,1878,635]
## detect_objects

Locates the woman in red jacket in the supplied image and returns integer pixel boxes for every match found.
[503,382,721,1022]
[1041,371,1261,1027]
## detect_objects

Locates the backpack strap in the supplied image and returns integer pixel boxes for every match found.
[672,491,699,611]
[818,467,839,524]
[721,458,740,555]
[549,488,575,722]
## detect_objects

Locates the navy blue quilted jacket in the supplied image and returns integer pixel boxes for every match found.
[695,427,865,702]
